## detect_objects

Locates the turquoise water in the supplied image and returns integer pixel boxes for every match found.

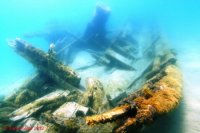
[0,0,200,132]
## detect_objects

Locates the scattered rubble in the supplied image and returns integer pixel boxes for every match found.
[1,29,183,133]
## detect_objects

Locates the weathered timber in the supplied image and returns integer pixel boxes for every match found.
[9,90,70,121]
[90,34,137,71]
[9,38,81,89]
[105,49,136,70]
[111,44,136,59]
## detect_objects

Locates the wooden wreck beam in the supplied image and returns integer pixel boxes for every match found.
[86,63,182,132]
[111,45,135,59]
[8,38,81,89]
[126,49,177,91]
[105,49,136,71]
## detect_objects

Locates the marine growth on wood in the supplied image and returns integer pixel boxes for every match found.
[86,57,182,133]
[9,38,81,89]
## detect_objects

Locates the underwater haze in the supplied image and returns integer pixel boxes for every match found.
[0,0,200,133]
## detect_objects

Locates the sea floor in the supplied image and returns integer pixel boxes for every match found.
[178,42,200,133]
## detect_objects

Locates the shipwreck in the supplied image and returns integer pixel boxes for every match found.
[0,26,182,133]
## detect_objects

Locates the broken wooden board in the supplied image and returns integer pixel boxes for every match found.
[53,102,89,118]
[105,49,136,70]
[9,90,70,121]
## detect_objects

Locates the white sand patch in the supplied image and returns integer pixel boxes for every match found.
[70,51,96,69]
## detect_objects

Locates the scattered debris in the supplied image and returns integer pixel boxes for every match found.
[2,26,183,133]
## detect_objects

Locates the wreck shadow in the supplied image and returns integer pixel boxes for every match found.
[132,99,185,133]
